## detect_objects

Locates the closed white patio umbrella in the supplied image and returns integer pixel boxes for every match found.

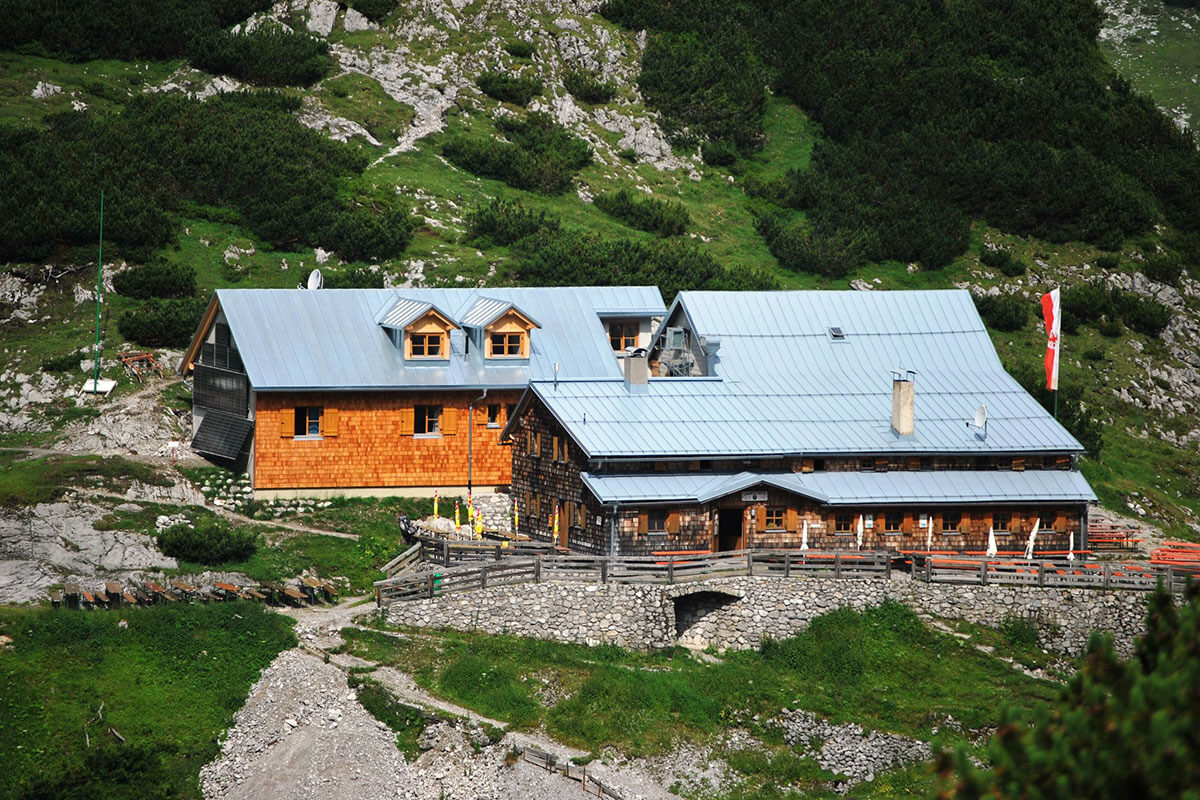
[1023,518,1041,560]
[986,525,998,558]
[800,519,809,551]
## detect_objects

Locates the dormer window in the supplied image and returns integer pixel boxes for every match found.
[410,332,443,357]
[490,332,523,357]
[609,322,638,352]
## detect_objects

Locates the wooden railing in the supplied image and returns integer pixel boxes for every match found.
[375,549,892,606]
[909,554,1192,592]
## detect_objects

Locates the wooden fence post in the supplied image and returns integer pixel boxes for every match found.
[427,572,435,600]
[534,557,541,584]
[784,551,791,579]
[1037,562,1045,588]
[442,540,450,567]
[925,556,932,583]
[1103,563,1111,591]
[600,560,608,584]
[747,550,754,576]
[834,553,842,579]
[885,554,892,580]
[1167,567,1175,593]
[495,545,502,561]
[668,558,675,585]
[979,560,988,585]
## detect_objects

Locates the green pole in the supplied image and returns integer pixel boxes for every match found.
[93,190,104,391]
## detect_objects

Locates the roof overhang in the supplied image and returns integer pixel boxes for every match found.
[179,293,221,376]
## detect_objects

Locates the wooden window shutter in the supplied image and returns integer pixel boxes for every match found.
[666,511,680,534]
[787,508,798,531]
[561,439,568,462]
[801,458,814,473]
[399,407,414,436]
[280,409,294,438]
[323,408,338,437]
[442,407,458,435]
[521,333,529,358]
[638,512,648,535]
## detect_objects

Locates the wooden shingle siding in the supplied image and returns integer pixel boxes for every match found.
[253,390,521,490]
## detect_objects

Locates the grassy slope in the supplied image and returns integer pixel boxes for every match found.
[0,603,295,799]
[1098,0,1200,130]
[343,602,1059,797]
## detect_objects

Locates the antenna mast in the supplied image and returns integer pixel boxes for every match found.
[92,190,104,392]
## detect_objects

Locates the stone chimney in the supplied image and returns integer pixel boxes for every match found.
[624,349,649,385]
[891,371,915,436]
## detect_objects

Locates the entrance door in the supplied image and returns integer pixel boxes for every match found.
[717,508,744,551]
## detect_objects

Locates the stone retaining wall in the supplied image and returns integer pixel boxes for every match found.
[386,574,1153,657]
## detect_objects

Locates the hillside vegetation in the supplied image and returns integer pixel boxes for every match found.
[0,0,1197,537]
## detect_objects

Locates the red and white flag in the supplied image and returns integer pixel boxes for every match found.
[1040,288,1061,391]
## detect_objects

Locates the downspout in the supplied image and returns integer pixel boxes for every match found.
[609,502,619,559]
[467,388,488,495]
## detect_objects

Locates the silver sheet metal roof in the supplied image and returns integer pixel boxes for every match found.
[459,296,539,329]
[215,286,665,391]
[581,469,1096,505]
[535,289,1084,457]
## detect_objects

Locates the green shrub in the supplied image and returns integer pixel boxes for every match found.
[1096,253,1121,270]
[998,615,1039,648]
[1121,294,1172,336]
[443,113,592,195]
[563,70,617,104]
[1098,317,1124,338]
[40,352,82,373]
[117,297,207,347]
[607,0,1200,266]
[980,247,1026,277]
[188,26,333,87]
[593,188,689,236]
[618,147,637,163]
[1060,282,1113,333]
[638,29,767,150]
[512,228,776,302]
[701,139,738,167]
[973,294,1029,332]
[1082,347,1105,361]
[755,213,873,278]
[476,70,544,105]
[504,40,535,59]
[323,265,385,288]
[466,198,559,246]
[0,92,368,261]
[347,0,395,23]
[1142,252,1184,286]
[157,520,258,564]
[112,262,196,300]
[324,196,416,262]
[0,0,270,61]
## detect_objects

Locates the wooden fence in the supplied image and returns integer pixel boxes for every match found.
[376,549,891,606]
[909,554,1193,593]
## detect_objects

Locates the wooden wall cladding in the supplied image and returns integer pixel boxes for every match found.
[253,390,522,490]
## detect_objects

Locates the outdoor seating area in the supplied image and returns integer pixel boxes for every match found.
[1087,521,1145,550]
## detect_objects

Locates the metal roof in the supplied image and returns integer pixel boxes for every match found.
[377,298,436,329]
[459,296,539,329]
[536,290,1085,457]
[581,469,1096,505]
[213,286,665,391]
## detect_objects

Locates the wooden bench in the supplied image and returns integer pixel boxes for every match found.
[299,576,323,603]
[282,587,307,607]
[105,580,123,604]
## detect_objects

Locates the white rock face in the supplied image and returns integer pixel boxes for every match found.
[343,7,376,32]
[32,81,61,99]
[297,104,383,146]
[306,0,339,36]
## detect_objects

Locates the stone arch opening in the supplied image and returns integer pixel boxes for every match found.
[672,590,742,643]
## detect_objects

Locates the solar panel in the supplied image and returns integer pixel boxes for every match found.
[191,410,254,460]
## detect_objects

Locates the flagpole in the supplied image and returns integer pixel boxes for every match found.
[92,189,105,392]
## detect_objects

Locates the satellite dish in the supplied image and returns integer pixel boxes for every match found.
[306,269,323,290]
[968,404,988,439]
[974,404,988,429]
